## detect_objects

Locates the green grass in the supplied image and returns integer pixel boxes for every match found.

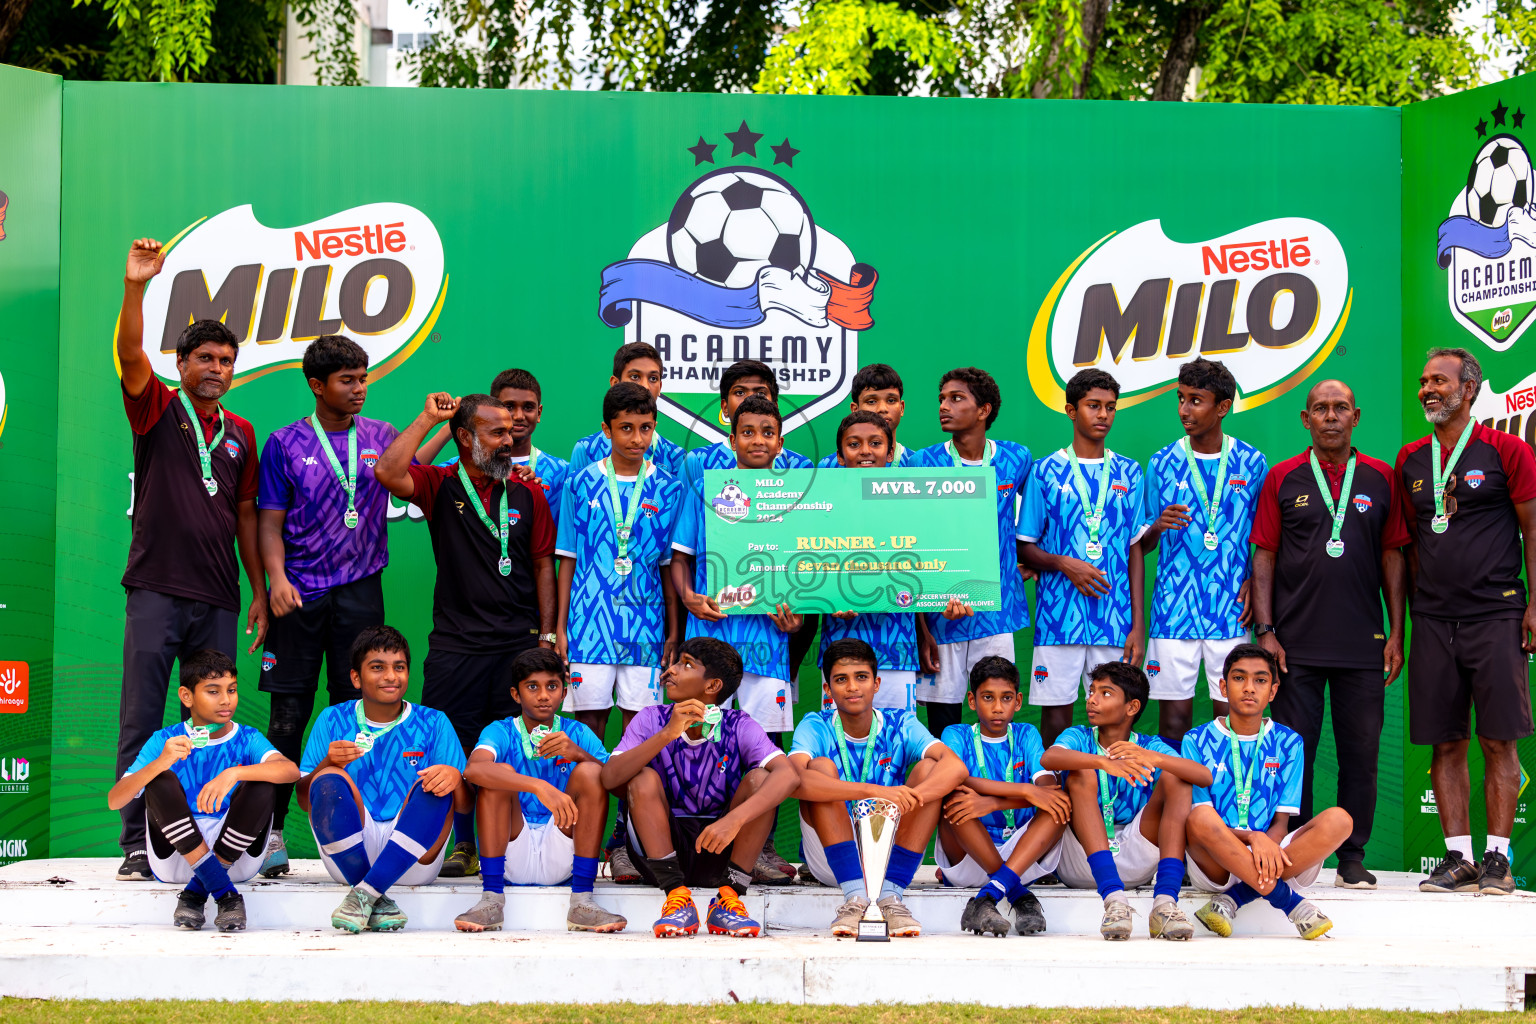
[1,1003,1531,1024]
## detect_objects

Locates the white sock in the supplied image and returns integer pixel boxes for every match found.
[1104,890,1129,905]
[1486,835,1510,855]
[1152,893,1175,909]
[1445,834,1473,859]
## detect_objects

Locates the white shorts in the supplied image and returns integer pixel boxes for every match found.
[1056,806,1161,889]
[1146,636,1249,701]
[563,663,661,712]
[798,811,838,887]
[146,812,267,885]
[314,811,446,888]
[506,820,576,886]
[1029,644,1125,706]
[874,670,916,712]
[732,672,794,733]
[934,824,1062,888]
[916,634,1016,705]
[1187,827,1320,892]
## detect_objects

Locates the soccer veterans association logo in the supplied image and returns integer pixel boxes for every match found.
[1030,217,1350,413]
[1436,102,1536,351]
[598,123,878,442]
[135,203,447,388]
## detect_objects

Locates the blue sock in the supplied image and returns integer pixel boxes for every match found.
[880,845,923,901]
[359,785,452,897]
[1228,881,1260,907]
[309,772,370,885]
[191,850,236,900]
[454,810,475,848]
[184,875,208,897]
[1006,880,1032,906]
[1263,879,1304,914]
[824,840,865,901]
[982,865,1020,903]
[572,855,599,895]
[1086,849,1124,900]
[1154,857,1185,902]
[607,801,628,851]
[481,855,506,895]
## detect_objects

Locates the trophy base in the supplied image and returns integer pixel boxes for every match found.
[855,917,890,942]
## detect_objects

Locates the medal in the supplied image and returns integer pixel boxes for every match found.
[497,556,512,576]
[700,703,724,742]
[613,556,633,575]
[833,709,884,785]
[458,463,512,578]
[515,715,559,759]
[1180,435,1233,557]
[1085,541,1103,561]
[187,723,212,748]
[353,700,405,754]
[1430,421,1473,535]
[603,457,652,579]
[1066,447,1115,565]
[354,732,374,752]
[971,724,1018,835]
[310,415,359,530]
[179,390,227,500]
[1308,449,1357,561]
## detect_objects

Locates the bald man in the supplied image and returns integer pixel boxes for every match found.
[1247,380,1408,889]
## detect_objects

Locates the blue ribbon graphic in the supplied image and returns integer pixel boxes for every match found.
[1437,215,1512,268]
[599,259,768,330]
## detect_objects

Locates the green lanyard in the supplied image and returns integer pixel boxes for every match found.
[945,438,995,467]
[514,715,557,759]
[1092,727,1131,853]
[457,463,511,576]
[1066,448,1114,561]
[1431,421,1474,534]
[833,709,883,785]
[520,446,541,481]
[1180,436,1232,552]
[971,724,1017,834]
[309,415,359,529]
[1225,717,1269,829]
[892,442,907,466]
[1308,450,1357,558]
[353,701,407,753]
[178,390,226,497]
[603,457,652,576]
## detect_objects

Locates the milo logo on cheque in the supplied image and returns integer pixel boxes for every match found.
[716,584,758,610]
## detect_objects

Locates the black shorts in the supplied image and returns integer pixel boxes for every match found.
[1408,615,1533,745]
[259,572,384,698]
[422,640,536,754]
[627,812,734,889]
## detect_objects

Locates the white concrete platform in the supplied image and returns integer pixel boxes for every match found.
[1,859,1533,1010]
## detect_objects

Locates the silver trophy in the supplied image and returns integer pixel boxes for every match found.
[851,797,902,942]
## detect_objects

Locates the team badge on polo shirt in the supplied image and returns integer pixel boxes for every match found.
[361,448,380,468]
[1353,494,1372,513]
[506,508,522,525]
[261,652,276,672]
[1465,469,1485,489]
[223,437,241,458]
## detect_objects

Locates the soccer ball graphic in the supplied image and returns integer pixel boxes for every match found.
[1462,135,1533,228]
[667,168,816,289]
[718,483,747,504]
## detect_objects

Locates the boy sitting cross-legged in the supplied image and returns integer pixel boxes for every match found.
[107,650,300,932]
[1182,643,1353,940]
[1041,662,1211,941]
[792,638,969,938]
[454,647,627,934]
[937,655,1069,938]
[600,636,800,938]
[298,624,467,933]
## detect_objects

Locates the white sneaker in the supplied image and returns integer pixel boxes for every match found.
[258,830,289,878]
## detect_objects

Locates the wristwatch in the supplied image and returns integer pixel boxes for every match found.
[1254,623,1276,638]
[539,632,558,645]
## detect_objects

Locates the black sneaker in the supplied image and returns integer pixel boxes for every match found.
[959,894,1010,936]
[116,850,151,881]
[1478,850,1516,895]
[1334,860,1377,889]
[1010,890,1048,935]
[1419,850,1480,893]
[213,892,247,932]
[173,889,207,930]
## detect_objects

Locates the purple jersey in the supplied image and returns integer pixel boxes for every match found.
[257,415,400,601]
[615,704,782,817]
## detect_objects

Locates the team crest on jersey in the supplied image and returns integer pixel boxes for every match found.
[640,501,660,518]
[222,437,241,459]
[711,480,751,522]
[716,755,730,773]
[402,750,425,768]
[1146,660,1161,678]
[1353,493,1373,513]
[361,447,380,468]
[1111,482,1129,494]
[506,508,522,525]
[1466,469,1486,489]
[261,652,276,672]
[1264,758,1281,776]
[1230,477,1249,488]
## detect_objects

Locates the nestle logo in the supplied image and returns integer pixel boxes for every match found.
[1200,237,1311,276]
[296,222,407,261]
[1505,384,1536,415]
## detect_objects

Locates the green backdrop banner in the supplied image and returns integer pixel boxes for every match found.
[0,69,1523,874]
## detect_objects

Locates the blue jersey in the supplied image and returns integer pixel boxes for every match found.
[557,460,681,665]
[1181,718,1303,830]
[941,722,1048,842]
[819,614,919,671]
[1052,725,1179,826]
[815,442,916,469]
[672,486,790,679]
[913,440,1034,642]
[683,441,812,497]
[1018,450,1149,646]
[568,430,685,478]
[1145,438,1266,640]
[125,722,280,815]
[473,715,609,826]
[791,708,940,787]
[300,701,465,821]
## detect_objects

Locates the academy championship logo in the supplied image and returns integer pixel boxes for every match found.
[599,123,878,442]
[1437,102,1536,351]
[1030,218,1350,413]
[711,479,751,523]
[135,203,447,388]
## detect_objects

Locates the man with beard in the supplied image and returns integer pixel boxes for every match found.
[1397,349,1536,896]
[113,238,268,882]
[375,392,558,876]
